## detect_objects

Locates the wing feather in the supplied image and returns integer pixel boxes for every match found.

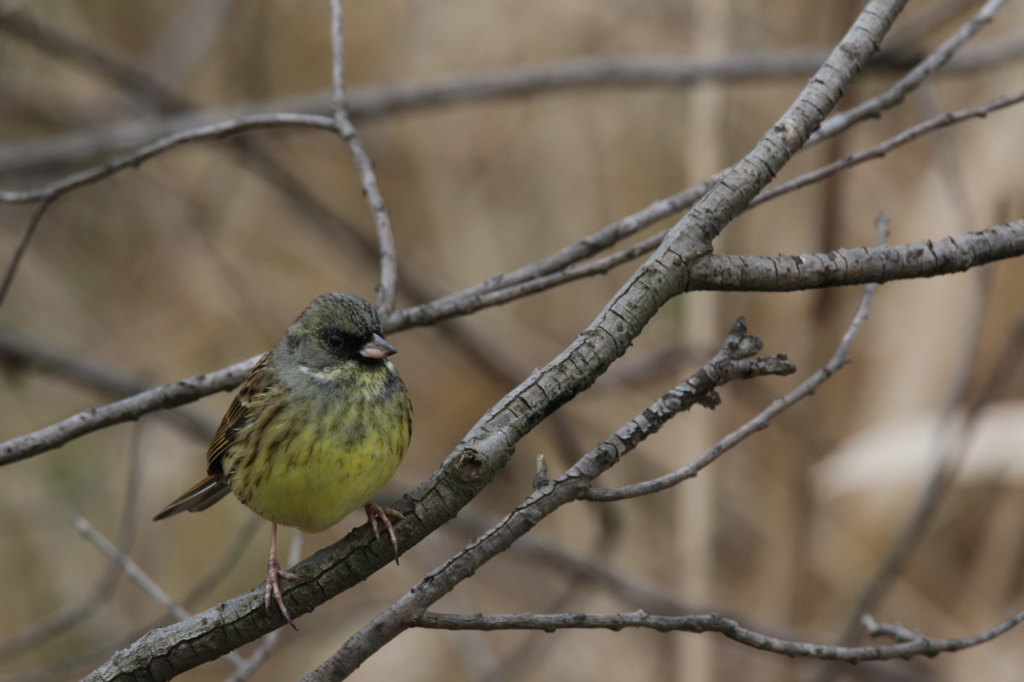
[205,353,274,475]
[153,353,275,520]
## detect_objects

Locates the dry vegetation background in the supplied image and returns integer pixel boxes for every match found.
[2,0,1024,681]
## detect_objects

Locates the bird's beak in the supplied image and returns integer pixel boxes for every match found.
[360,333,397,359]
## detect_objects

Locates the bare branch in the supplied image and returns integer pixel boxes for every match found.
[390,84,1024,329]
[302,321,795,681]
[813,263,993,682]
[809,0,1008,145]
[6,68,1017,331]
[0,113,334,205]
[755,87,1024,209]
[0,197,51,309]
[75,517,250,670]
[0,425,144,662]
[0,2,918,470]
[385,228,675,332]
[584,252,879,502]
[329,0,398,315]
[410,607,1024,663]
[74,517,193,624]
[4,215,1017,471]
[78,3,907,678]
[0,7,186,111]
[0,355,257,466]
[6,24,1022,178]
[689,220,1024,292]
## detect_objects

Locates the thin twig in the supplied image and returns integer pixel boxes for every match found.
[0,354,257,466]
[4,67,995,329]
[809,0,1008,145]
[813,263,993,682]
[329,0,398,315]
[74,517,246,668]
[410,607,1024,663]
[0,424,145,662]
[4,0,998,239]
[391,84,1024,330]
[583,251,879,502]
[386,230,672,331]
[754,87,1024,209]
[0,3,385,283]
[0,517,263,682]
[2,26,1018,321]
[0,197,51,310]
[0,324,216,439]
[8,1,1008,464]
[74,517,192,623]
[0,113,334,205]
[443,507,841,651]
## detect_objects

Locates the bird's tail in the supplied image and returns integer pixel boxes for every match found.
[153,475,231,520]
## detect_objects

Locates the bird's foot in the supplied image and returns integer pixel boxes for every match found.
[265,555,300,629]
[365,502,405,565]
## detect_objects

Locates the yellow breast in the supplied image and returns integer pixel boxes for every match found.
[223,364,412,533]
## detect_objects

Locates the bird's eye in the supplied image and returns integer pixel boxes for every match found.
[327,332,345,350]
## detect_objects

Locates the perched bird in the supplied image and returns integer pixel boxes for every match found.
[154,292,412,626]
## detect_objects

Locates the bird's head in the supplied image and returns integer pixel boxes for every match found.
[276,292,396,375]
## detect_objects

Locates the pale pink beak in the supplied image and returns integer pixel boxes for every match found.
[360,333,397,359]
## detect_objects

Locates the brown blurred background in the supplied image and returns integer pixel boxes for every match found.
[2,0,1024,680]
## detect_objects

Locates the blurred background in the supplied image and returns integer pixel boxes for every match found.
[2,0,1024,680]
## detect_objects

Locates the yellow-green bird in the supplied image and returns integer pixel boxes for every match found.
[154,292,412,626]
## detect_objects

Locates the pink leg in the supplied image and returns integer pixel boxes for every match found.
[265,522,300,628]
[365,502,406,565]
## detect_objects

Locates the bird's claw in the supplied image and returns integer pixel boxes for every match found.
[365,502,405,565]
[265,556,300,629]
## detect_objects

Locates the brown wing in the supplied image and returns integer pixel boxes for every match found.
[205,352,275,477]
[153,353,274,521]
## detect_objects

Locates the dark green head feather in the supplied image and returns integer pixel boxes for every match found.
[276,293,386,372]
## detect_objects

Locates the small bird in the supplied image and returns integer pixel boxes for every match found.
[154,292,412,626]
